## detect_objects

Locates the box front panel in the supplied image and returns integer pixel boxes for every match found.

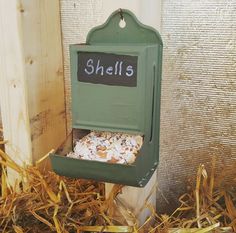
[70,46,147,133]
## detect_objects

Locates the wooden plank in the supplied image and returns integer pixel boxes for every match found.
[106,172,157,226]
[140,0,162,30]
[0,0,33,170]
[0,0,66,174]
[105,0,162,225]
[21,0,67,163]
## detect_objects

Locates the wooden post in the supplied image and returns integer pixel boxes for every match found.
[0,0,66,178]
[21,0,67,163]
[0,0,33,170]
[106,173,157,225]
[60,0,162,225]
[104,0,162,225]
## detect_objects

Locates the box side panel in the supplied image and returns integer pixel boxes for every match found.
[146,45,162,165]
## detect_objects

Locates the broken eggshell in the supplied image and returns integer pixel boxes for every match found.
[67,131,143,164]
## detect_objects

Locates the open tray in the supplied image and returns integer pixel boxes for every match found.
[50,129,157,187]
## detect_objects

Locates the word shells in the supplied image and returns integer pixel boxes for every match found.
[67,131,143,164]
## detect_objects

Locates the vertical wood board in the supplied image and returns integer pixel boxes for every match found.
[0,0,67,173]
[0,0,32,168]
[21,0,67,162]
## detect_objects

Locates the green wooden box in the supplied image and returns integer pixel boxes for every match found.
[50,9,163,187]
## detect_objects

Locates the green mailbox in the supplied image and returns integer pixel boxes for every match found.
[50,9,163,187]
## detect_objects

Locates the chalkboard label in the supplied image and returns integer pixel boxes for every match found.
[77,52,137,87]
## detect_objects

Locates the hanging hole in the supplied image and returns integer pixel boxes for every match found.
[119,19,126,28]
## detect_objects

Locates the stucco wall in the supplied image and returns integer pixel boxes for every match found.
[158,0,236,212]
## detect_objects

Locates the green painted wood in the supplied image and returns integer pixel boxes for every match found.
[70,45,147,133]
[50,9,163,187]
[86,9,162,45]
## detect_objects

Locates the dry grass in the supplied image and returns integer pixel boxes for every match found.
[0,140,235,232]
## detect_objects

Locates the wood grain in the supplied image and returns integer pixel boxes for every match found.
[0,0,67,176]
[21,0,67,163]
[0,0,33,182]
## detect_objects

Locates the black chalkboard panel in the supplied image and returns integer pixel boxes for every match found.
[77,52,138,87]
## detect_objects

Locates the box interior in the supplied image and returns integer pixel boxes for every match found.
[56,128,144,164]
[56,129,90,156]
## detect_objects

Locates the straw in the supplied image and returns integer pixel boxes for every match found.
[0,143,235,232]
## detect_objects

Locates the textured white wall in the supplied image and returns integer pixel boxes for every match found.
[158,0,236,212]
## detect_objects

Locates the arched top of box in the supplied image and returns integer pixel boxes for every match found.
[86,9,163,46]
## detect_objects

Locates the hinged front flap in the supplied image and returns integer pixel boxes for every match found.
[70,45,147,133]
[70,9,162,134]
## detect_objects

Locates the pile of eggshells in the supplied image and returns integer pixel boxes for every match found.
[67,131,143,164]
